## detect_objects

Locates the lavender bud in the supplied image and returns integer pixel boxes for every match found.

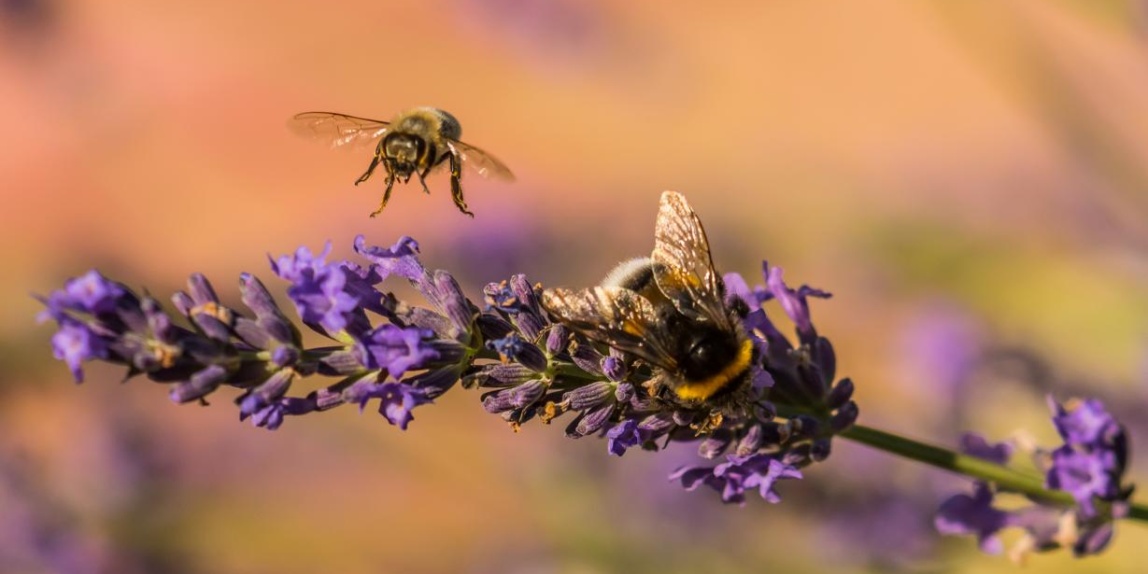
[830,401,859,433]
[239,273,298,345]
[564,381,614,410]
[602,355,626,382]
[172,291,195,316]
[567,403,615,437]
[169,364,229,403]
[544,324,569,355]
[698,433,732,459]
[826,377,854,410]
[570,342,604,375]
[467,364,536,388]
[475,313,514,341]
[736,424,764,456]
[271,346,300,368]
[814,337,836,385]
[191,312,233,343]
[614,382,635,403]
[509,275,544,340]
[810,438,832,462]
[482,380,545,413]
[432,270,474,334]
[509,379,547,408]
[638,413,676,436]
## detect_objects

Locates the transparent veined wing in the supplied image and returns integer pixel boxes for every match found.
[447,140,516,181]
[541,286,677,371]
[650,191,735,329]
[288,112,390,151]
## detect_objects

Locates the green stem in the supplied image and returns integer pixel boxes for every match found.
[840,424,1148,522]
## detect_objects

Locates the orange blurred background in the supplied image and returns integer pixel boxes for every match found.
[5,0,1148,572]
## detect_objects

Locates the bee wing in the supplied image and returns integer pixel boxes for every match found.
[541,286,678,371]
[288,112,391,151]
[650,191,733,327]
[446,140,516,181]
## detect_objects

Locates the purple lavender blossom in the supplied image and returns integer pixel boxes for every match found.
[270,243,364,336]
[37,235,478,433]
[764,263,831,343]
[49,319,107,382]
[38,233,851,509]
[959,433,1013,465]
[353,234,423,282]
[1045,398,1130,519]
[936,396,1133,560]
[39,270,126,317]
[38,194,860,513]
[1049,398,1125,453]
[345,381,434,430]
[355,324,439,378]
[935,483,1010,554]
[606,420,641,456]
[671,454,802,505]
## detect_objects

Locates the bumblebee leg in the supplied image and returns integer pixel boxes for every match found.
[355,155,382,186]
[448,151,474,218]
[417,166,432,195]
[369,173,396,218]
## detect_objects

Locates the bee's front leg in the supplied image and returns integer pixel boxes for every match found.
[355,154,382,186]
[417,165,433,195]
[369,172,396,218]
[448,151,474,218]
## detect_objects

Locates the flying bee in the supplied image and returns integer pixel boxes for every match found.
[541,191,755,406]
[289,107,514,217]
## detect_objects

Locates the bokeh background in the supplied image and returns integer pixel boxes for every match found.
[4,0,1148,572]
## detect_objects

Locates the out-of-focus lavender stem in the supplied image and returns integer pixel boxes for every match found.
[840,424,1148,522]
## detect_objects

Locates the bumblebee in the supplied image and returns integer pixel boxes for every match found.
[289,107,514,217]
[542,192,755,405]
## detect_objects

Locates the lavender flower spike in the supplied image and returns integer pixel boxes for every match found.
[935,396,1134,561]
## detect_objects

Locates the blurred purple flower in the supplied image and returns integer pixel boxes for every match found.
[1046,398,1129,519]
[959,433,1013,465]
[898,303,983,399]
[937,396,1133,560]
[49,319,107,382]
[936,482,1009,554]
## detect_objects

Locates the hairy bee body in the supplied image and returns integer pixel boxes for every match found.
[542,193,754,406]
[289,107,514,218]
[381,107,460,180]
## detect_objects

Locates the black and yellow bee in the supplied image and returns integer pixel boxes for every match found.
[542,191,755,405]
[289,107,514,217]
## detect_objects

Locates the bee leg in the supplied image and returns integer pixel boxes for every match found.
[355,155,382,186]
[369,173,396,218]
[448,151,474,218]
[417,166,432,195]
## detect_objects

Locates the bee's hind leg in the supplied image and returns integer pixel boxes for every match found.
[369,173,396,218]
[448,151,474,218]
[355,155,382,185]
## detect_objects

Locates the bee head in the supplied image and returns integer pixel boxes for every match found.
[383,133,425,177]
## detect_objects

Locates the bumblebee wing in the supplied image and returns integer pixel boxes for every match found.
[288,112,390,151]
[446,140,516,181]
[541,286,678,371]
[650,191,733,327]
